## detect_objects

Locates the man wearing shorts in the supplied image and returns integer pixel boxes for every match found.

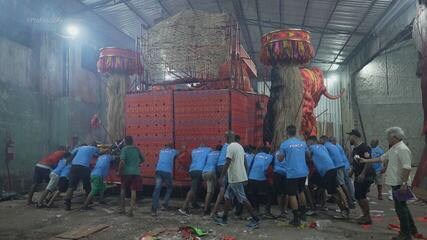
[348,129,374,224]
[214,134,260,228]
[118,136,144,217]
[27,146,66,205]
[246,147,274,218]
[277,125,310,226]
[331,137,356,207]
[37,151,72,207]
[273,149,289,218]
[151,144,177,216]
[64,143,99,210]
[202,145,221,217]
[307,136,350,219]
[82,151,113,210]
[47,158,72,207]
[370,139,385,200]
[320,136,352,207]
[179,145,211,215]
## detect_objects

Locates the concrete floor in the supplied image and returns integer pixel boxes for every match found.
[0,189,426,240]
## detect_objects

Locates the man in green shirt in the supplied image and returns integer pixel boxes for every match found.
[118,136,144,217]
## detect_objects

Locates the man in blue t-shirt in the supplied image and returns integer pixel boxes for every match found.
[277,125,310,226]
[320,136,354,209]
[247,146,274,217]
[37,152,72,208]
[307,136,350,219]
[202,145,221,216]
[152,144,177,216]
[331,136,356,207]
[273,148,289,218]
[82,152,113,210]
[65,143,100,210]
[370,139,385,200]
[245,145,256,170]
[179,145,211,215]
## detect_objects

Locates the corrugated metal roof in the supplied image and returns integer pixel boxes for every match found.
[63,0,397,72]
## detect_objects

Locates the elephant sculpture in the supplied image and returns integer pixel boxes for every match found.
[412,0,427,199]
[300,67,344,137]
[263,66,344,143]
[413,0,427,133]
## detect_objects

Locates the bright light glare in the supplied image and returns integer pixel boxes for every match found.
[66,25,79,37]
[327,74,339,84]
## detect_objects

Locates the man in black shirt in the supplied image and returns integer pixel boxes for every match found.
[347,129,374,225]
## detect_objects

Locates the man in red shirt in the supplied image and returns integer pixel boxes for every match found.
[27,146,66,205]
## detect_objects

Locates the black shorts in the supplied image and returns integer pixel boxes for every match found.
[286,177,306,196]
[189,170,203,192]
[309,171,322,187]
[32,166,51,184]
[273,173,287,195]
[69,165,91,193]
[247,179,272,195]
[57,177,69,193]
[354,178,373,200]
[321,169,338,195]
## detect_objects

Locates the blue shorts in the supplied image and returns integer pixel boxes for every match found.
[336,167,345,185]
[224,182,247,203]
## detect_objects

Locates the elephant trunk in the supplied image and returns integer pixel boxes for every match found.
[322,88,345,100]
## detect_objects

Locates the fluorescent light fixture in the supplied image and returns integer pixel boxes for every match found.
[327,74,339,84]
[66,24,79,38]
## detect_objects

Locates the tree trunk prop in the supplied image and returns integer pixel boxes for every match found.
[105,74,126,142]
[412,1,427,200]
[97,48,143,143]
[263,64,304,150]
[260,30,314,150]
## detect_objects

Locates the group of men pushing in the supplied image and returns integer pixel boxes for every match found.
[28,136,144,216]
[26,126,385,228]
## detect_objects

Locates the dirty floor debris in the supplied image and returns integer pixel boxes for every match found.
[0,190,426,240]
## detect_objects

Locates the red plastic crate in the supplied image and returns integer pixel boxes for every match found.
[118,89,269,186]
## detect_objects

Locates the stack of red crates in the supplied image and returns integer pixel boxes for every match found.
[175,90,230,149]
[125,90,174,179]
[231,91,252,146]
[120,89,268,185]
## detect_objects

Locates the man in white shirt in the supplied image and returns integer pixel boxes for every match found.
[358,127,418,240]
[214,133,260,228]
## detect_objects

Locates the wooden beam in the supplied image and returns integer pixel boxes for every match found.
[156,0,171,16]
[314,0,340,56]
[185,0,194,10]
[123,0,150,30]
[232,0,255,57]
[255,0,263,37]
[301,0,310,28]
[215,0,223,12]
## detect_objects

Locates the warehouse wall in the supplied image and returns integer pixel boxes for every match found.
[315,72,343,142]
[354,40,423,165]
[0,0,132,191]
[0,33,107,192]
[338,66,354,141]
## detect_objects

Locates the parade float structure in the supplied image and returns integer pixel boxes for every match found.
[103,11,268,185]
[260,29,344,150]
[100,11,344,186]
